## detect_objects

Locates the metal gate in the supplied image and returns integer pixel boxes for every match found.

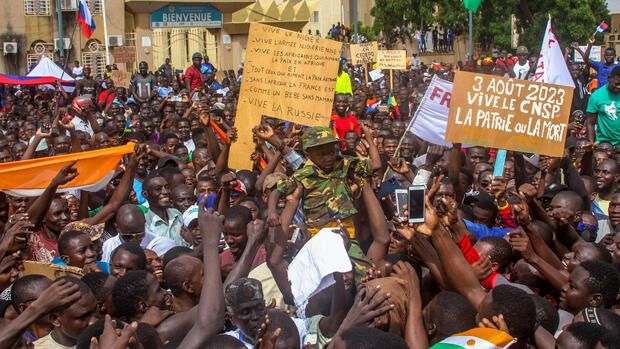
[152,28,219,74]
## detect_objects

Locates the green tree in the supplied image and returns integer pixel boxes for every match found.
[369,0,609,52]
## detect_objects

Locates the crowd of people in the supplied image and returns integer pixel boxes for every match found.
[0,28,619,349]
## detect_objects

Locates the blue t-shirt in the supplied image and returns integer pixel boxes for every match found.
[463,219,514,240]
[133,179,146,204]
[592,61,620,87]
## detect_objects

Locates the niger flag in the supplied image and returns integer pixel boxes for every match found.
[0,143,135,197]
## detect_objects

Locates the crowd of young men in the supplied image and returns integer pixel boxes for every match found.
[0,33,619,349]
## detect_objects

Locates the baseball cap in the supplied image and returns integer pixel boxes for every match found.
[183,205,199,228]
[302,126,340,151]
[224,278,263,312]
[262,173,288,192]
[192,52,203,59]
[516,46,529,55]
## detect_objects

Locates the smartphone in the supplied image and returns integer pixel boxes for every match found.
[377,176,401,199]
[408,185,426,223]
[171,95,182,102]
[395,189,408,220]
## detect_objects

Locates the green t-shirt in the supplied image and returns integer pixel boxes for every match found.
[587,85,620,144]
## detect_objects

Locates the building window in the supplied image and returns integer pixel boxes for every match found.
[310,11,319,23]
[88,0,102,14]
[60,0,77,11]
[24,0,51,16]
[82,51,106,78]
[27,55,42,69]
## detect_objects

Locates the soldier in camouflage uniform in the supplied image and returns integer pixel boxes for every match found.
[276,126,371,232]
[277,126,373,281]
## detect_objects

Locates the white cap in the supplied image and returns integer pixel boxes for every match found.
[183,205,199,227]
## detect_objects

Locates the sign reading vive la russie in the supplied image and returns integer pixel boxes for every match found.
[150,4,223,29]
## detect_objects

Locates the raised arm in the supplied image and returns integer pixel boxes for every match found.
[176,204,226,348]
[362,178,390,264]
[27,161,79,226]
[0,280,80,349]
[83,145,145,225]
[215,127,237,176]
[22,126,51,160]
[223,219,267,289]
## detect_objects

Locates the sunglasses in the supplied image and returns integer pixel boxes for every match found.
[390,230,405,241]
[577,223,598,234]
[480,180,491,187]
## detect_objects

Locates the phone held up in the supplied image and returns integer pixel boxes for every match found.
[395,185,426,223]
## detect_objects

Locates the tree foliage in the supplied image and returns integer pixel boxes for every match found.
[370,0,610,52]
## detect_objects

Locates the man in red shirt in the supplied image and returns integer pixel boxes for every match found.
[331,93,360,139]
[185,52,204,92]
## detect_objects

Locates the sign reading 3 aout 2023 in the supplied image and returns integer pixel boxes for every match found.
[150,4,223,29]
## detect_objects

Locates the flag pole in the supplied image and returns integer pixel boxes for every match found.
[57,0,64,59]
[468,10,473,59]
[102,0,110,65]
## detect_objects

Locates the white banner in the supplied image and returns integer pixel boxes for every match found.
[408,75,453,147]
[534,18,575,88]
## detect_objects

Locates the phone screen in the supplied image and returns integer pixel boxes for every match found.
[408,186,425,223]
[395,190,408,220]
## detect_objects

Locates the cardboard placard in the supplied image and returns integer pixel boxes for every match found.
[350,42,378,65]
[229,22,341,170]
[111,70,132,88]
[112,46,136,63]
[22,261,83,280]
[445,71,574,157]
[377,50,407,70]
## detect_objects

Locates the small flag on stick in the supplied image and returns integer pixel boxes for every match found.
[597,21,609,33]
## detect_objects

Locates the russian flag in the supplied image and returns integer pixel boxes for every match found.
[597,21,609,33]
[77,0,95,39]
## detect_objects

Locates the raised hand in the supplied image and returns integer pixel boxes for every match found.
[512,191,530,226]
[355,139,371,159]
[256,315,281,349]
[387,157,409,175]
[0,215,34,254]
[391,261,420,297]
[471,256,493,281]
[89,315,138,349]
[51,160,79,187]
[337,285,393,331]
[478,314,510,334]
[247,219,267,243]
[226,127,238,143]
[490,176,507,201]
[253,124,274,141]
[139,306,174,327]
[198,203,225,245]
[31,278,81,313]
[517,183,537,203]
[508,229,536,262]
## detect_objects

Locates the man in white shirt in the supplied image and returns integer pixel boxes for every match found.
[73,60,83,80]
[101,204,176,262]
[513,46,531,80]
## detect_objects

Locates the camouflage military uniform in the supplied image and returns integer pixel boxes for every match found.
[277,127,371,229]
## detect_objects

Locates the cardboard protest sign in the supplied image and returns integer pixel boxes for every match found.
[574,45,601,63]
[230,22,341,169]
[22,261,83,280]
[111,70,132,88]
[445,71,573,157]
[409,75,453,147]
[112,46,136,63]
[350,42,378,65]
[376,50,406,70]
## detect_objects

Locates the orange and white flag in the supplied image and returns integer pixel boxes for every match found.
[0,143,135,197]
